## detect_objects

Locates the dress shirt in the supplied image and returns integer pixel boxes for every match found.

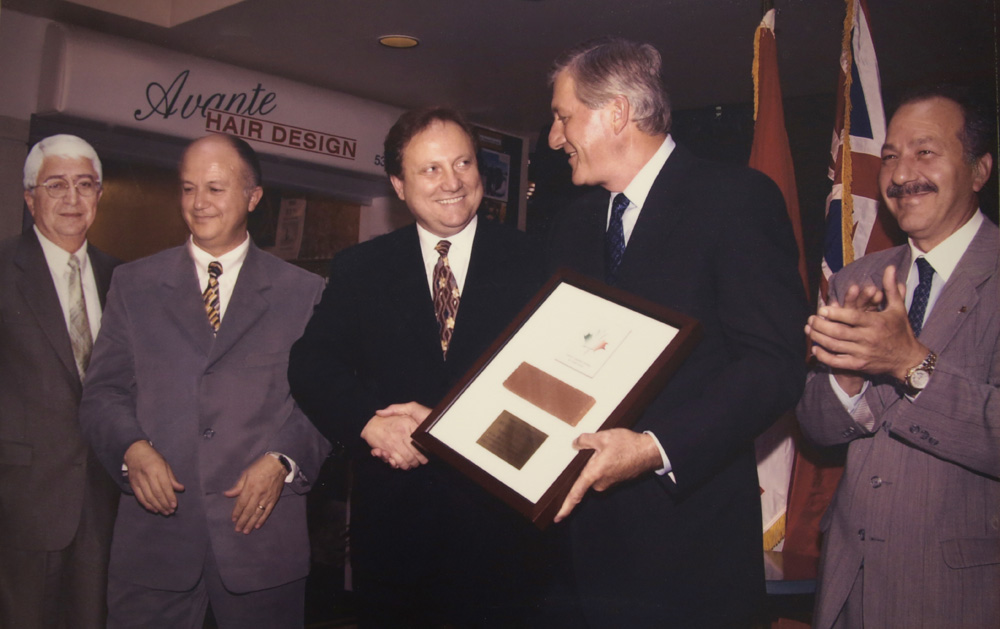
[830,210,985,412]
[603,137,676,478]
[188,234,250,322]
[34,225,102,341]
[605,135,676,245]
[417,215,477,297]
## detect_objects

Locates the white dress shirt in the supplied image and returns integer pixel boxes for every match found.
[34,225,102,341]
[416,214,478,297]
[187,234,251,322]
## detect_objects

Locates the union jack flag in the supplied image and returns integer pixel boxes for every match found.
[821,0,892,300]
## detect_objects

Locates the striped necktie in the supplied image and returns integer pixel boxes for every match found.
[203,261,223,334]
[67,254,93,380]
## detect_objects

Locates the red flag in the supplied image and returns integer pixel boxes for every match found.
[749,8,806,552]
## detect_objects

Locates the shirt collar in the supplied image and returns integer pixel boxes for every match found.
[34,225,88,268]
[620,135,675,209]
[907,210,983,284]
[187,233,251,275]
[416,214,478,258]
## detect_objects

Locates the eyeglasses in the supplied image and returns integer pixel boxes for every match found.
[32,178,102,199]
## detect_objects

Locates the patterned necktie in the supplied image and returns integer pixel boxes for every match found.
[907,257,935,338]
[67,254,93,380]
[203,261,223,334]
[433,240,461,359]
[605,192,630,284]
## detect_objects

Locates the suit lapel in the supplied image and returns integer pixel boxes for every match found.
[88,247,116,309]
[919,221,998,352]
[159,246,215,356]
[208,244,271,367]
[392,227,446,364]
[616,146,691,284]
[13,232,78,380]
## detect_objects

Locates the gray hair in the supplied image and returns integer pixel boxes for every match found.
[549,37,671,135]
[23,134,103,189]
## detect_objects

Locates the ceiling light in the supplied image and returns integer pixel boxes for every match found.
[378,35,419,49]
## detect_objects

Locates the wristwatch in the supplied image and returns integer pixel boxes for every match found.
[904,351,937,391]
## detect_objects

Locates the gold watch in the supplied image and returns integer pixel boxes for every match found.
[904,352,937,391]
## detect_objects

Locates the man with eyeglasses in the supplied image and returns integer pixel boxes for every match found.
[0,134,121,628]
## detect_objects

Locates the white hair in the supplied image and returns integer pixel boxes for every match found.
[23,134,103,189]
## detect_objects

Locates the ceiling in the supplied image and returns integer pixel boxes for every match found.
[4,0,997,139]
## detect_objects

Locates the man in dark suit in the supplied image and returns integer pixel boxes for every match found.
[288,107,543,627]
[0,134,120,629]
[79,134,330,628]
[798,87,998,628]
[543,38,807,627]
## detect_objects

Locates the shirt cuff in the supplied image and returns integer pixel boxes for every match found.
[828,372,870,414]
[267,452,297,483]
[643,430,676,482]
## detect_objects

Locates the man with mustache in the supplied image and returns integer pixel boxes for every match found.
[797,85,998,628]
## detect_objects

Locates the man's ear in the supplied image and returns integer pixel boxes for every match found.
[246,186,264,213]
[971,152,993,192]
[390,175,406,201]
[611,95,631,135]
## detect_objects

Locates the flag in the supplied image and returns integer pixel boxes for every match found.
[749,7,807,552]
[783,0,892,561]
[820,0,890,297]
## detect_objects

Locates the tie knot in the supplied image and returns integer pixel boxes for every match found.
[208,261,223,279]
[611,193,630,218]
[915,257,934,283]
[67,254,82,272]
[435,240,452,258]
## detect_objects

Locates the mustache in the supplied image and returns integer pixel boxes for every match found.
[886,180,938,198]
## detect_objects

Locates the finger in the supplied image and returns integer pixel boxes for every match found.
[811,343,865,371]
[881,266,905,311]
[554,474,593,523]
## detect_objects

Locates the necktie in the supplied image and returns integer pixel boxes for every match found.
[605,192,630,284]
[67,254,93,380]
[433,240,461,359]
[907,258,935,338]
[203,261,223,334]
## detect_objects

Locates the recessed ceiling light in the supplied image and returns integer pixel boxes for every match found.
[378,35,419,49]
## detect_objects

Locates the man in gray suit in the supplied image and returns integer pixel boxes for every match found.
[798,85,998,627]
[0,134,120,628]
[80,134,330,628]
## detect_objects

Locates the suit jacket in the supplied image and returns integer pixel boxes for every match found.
[545,144,807,627]
[797,219,1000,628]
[288,219,543,609]
[0,230,119,553]
[79,242,331,594]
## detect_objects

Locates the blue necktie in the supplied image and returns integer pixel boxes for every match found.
[605,192,630,284]
[907,258,934,338]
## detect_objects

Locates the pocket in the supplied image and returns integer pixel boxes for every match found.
[0,440,32,466]
[941,537,1000,569]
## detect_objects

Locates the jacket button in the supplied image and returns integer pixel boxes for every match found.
[203,428,215,439]
[870,476,882,488]
[909,424,921,434]
[858,528,866,541]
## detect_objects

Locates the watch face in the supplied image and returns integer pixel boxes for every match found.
[910,369,931,390]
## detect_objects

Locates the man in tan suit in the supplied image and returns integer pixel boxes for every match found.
[0,135,120,628]
[798,85,998,627]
